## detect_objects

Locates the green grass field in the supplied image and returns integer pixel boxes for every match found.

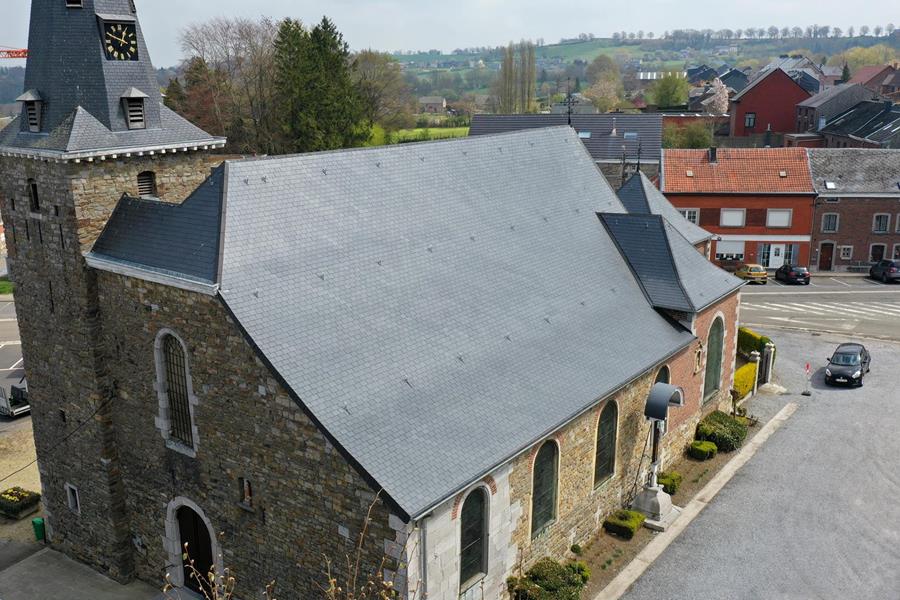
[0,277,14,295]
[393,127,469,143]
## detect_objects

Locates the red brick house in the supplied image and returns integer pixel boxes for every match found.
[849,64,897,93]
[808,149,900,271]
[661,148,816,269]
[729,69,812,137]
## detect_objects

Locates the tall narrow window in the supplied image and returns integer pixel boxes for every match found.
[704,318,725,401]
[531,441,558,538]
[459,488,488,589]
[137,171,157,197]
[125,98,146,129]
[27,180,39,213]
[162,335,193,447]
[594,403,618,485]
[655,366,670,384]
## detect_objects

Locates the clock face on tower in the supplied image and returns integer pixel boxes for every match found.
[103,22,138,61]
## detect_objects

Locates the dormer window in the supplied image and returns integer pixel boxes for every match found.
[17,90,43,133]
[121,87,149,130]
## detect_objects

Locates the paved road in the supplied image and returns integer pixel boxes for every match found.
[0,299,25,432]
[623,329,900,600]
[741,277,900,340]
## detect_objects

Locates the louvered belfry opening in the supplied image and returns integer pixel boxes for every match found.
[137,171,157,197]
[125,97,145,129]
[163,335,193,447]
[25,102,40,132]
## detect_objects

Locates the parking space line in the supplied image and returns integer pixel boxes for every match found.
[829,278,852,287]
[7,358,22,370]
[864,278,886,286]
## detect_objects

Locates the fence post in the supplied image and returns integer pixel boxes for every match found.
[764,342,776,384]
[750,350,761,396]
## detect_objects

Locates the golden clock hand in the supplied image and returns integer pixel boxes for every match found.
[108,32,128,45]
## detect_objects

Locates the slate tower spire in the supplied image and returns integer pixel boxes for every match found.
[0,1,224,582]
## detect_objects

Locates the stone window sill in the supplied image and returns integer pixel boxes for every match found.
[459,574,486,598]
[165,439,197,458]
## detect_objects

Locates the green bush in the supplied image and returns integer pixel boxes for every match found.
[733,362,757,399]
[738,327,775,367]
[696,411,748,453]
[602,509,645,540]
[0,487,40,513]
[688,440,717,460]
[658,471,683,495]
[508,558,590,600]
[570,544,583,556]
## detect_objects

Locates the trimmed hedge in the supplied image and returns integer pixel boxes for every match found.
[738,327,772,356]
[658,471,683,495]
[508,558,590,600]
[689,440,717,460]
[733,362,757,399]
[697,411,748,453]
[602,509,645,540]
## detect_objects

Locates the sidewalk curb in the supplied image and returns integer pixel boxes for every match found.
[592,402,799,600]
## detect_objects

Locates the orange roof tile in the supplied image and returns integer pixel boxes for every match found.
[661,148,815,194]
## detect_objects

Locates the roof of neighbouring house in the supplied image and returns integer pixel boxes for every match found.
[661,148,816,194]
[808,148,900,195]
[418,96,446,104]
[820,101,900,147]
[731,68,810,102]
[616,172,712,245]
[88,127,744,519]
[469,113,663,162]
[850,65,895,86]
[720,69,749,92]
[797,83,870,109]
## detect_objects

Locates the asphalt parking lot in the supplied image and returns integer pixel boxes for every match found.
[623,328,900,599]
[0,300,24,398]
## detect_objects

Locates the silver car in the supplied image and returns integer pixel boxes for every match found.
[870,260,900,283]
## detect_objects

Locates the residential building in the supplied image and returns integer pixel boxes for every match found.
[849,64,897,93]
[764,55,834,89]
[661,148,817,269]
[687,65,719,85]
[808,149,900,271]
[796,83,877,132]
[719,69,749,93]
[418,96,447,114]
[820,101,900,148]
[729,69,812,137]
[470,113,663,186]
[1,3,743,599]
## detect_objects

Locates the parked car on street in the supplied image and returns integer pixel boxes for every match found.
[0,381,29,417]
[735,264,768,284]
[825,343,871,387]
[869,260,900,283]
[775,264,810,284]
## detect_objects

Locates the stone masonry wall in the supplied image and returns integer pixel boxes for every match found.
[507,291,740,571]
[95,273,403,599]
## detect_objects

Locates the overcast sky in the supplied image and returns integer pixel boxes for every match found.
[0,0,895,67]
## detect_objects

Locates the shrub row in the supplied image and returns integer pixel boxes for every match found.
[738,327,775,369]
[696,411,748,453]
[733,362,757,399]
[688,440,717,460]
[602,509,646,540]
[508,558,591,600]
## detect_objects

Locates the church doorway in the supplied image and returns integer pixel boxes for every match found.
[177,505,214,594]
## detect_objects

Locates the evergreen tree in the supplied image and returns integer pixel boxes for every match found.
[841,62,851,83]
[164,77,186,112]
[274,18,314,152]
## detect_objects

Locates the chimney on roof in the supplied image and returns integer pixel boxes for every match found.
[708,147,718,163]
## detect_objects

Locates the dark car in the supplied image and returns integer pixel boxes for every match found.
[775,264,810,285]
[869,260,900,283]
[825,343,871,387]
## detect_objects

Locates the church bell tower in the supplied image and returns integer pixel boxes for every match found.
[0,0,224,581]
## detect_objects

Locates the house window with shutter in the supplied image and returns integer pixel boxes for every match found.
[137,171,157,197]
[125,98,145,129]
[531,441,559,538]
[25,102,41,132]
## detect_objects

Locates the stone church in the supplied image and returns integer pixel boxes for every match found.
[0,2,743,599]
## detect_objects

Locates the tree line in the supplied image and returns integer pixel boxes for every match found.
[164,16,415,155]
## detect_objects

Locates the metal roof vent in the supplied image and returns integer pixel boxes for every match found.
[825,181,837,190]
[686,170,694,177]
[779,170,788,178]
[578,131,592,139]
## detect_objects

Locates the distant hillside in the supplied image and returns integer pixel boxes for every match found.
[0,67,25,105]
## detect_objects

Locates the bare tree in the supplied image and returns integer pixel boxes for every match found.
[352,51,415,131]
[768,26,780,39]
[887,24,896,36]
[860,25,870,36]
[781,27,791,39]
[847,26,855,38]
[792,27,804,38]
[832,27,843,38]
[873,25,883,37]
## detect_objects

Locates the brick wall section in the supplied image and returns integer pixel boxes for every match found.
[508,292,739,569]
[811,198,900,271]
[96,273,401,598]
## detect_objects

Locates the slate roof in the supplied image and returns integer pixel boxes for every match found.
[91,167,225,284]
[617,173,712,245]
[0,0,223,158]
[808,149,900,195]
[469,114,663,162]
[91,127,722,518]
[798,83,870,108]
[731,68,806,102]
[820,101,900,148]
[850,65,894,86]
[720,69,749,92]
[663,220,744,310]
[662,148,816,194]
